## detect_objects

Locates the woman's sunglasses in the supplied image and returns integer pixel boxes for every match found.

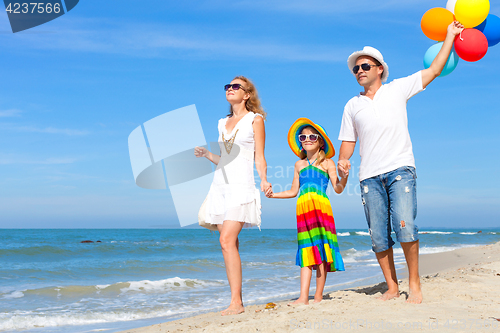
[352,63,378,74]
[298,134,319,142]
[224,83,246,91]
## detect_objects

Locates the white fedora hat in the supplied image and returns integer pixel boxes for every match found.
[347,46,389,83]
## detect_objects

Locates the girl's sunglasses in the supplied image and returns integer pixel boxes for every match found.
[224,83,246,91]
[298,134,319,142]
[352,63,378,74]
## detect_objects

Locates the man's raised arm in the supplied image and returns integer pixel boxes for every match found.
[421,21,464,88]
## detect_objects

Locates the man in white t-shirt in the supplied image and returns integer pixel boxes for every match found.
[337,22,463,304]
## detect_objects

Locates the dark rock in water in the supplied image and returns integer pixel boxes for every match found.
[96,240,102,243]
[477,231,482,233]
[81,240,94,243]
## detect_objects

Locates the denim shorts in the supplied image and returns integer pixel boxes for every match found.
[360,166,418,253]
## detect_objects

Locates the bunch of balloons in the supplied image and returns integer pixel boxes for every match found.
[421,0,500,77]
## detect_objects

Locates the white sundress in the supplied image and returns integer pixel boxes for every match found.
[204,112,262,229]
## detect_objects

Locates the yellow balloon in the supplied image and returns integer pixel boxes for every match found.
[455,0,490,28]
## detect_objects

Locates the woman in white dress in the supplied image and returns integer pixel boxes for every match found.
[194,76,271,315]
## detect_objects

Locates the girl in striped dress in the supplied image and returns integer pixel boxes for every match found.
[266,118,347,305]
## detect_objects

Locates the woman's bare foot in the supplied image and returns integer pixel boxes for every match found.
[406,287,423,304]
[377,290,400,301]
[313,296,323,303]
[221,303,245,316]
[288,298,309,306]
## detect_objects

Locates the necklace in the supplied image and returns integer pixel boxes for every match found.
[222,129,239,154]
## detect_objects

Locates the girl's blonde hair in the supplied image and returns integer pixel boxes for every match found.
[227,76,267,120]
[299,126,326,167]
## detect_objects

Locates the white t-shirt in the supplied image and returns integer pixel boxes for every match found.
[338,71,424,181]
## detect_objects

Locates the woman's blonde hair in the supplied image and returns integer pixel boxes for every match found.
[227,76,267,120]
[299,126,326,168]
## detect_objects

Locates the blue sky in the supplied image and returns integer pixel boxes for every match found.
[0,0,499,229]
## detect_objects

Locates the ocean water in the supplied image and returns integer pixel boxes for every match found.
[0,228,499,333]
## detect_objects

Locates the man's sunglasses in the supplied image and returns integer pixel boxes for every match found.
[298,134,319,142]
[352,63,379,75]
[224,83,247,91]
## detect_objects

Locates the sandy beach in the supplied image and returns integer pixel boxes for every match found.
[120,242,500,333]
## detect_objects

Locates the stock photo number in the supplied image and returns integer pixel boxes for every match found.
[5,2,62,14]
[3,0,79,33]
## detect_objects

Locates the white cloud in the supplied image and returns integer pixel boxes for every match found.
[19,126,89,135]
[0,109,22,117]
[0,155,77,165]
[206,0,436,15]
[0,124,89,135]
[2,18,349,62]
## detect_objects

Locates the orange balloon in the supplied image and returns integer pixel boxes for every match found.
[421,8,455,41]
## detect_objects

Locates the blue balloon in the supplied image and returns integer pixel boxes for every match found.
[476,14,500,47]
[423,42,459,77]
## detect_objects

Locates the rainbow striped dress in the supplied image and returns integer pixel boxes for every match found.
[296,163,344,272]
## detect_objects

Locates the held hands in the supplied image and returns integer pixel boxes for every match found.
[337,159,351,178]
[261,180,273,197]
[194,146,209,158]
[265,185,274,198]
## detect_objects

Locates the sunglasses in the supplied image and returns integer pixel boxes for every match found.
[352,63,379,74]
[224,83,246,91]
[298,134,320,142]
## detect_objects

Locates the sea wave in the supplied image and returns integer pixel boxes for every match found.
[418,231,453,235]
[1,277,223,301]
[1,291,24,299]
[245,261,293,267]
[341,248,373,263]
[0,245,69,256]
[418,244,480,255]
[390,245,476,256]
[0,308,177,331]
[121,277,223,294]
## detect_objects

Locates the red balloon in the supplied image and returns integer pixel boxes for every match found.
[454,29,488,62]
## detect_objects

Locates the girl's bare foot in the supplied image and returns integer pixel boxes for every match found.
[406,288,423,304]
[288,299,309,306]
[377,290,400,301]
[221,303,245,316]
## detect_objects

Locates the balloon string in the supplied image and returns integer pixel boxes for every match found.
[459,31,463,41]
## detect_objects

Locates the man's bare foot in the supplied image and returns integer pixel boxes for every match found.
[221,303,245,316]
[377,290,400,301]
[288,299,309,306]
[406,287,423,304]
[313,297,323,303]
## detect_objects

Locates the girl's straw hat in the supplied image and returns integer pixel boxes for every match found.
[287,118,335,159]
